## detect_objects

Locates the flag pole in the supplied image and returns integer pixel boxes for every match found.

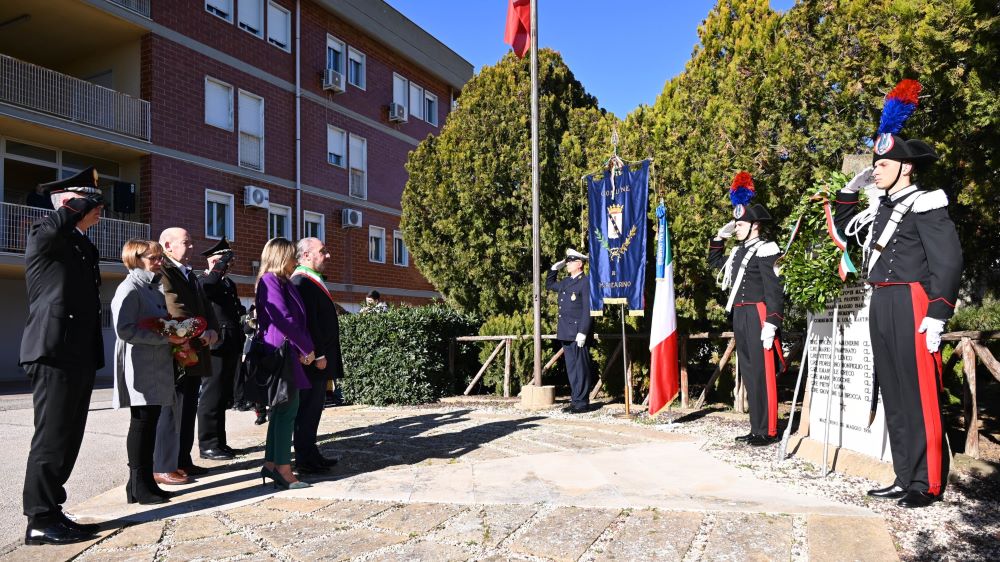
[530,0,542,386]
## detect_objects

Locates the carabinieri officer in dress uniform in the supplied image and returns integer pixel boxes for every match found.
[708,172,785,447]
[833,79,962,509]
[546,249,593,413]
[20,167,106,545]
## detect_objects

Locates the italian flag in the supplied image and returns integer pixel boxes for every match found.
[648,204,679,416]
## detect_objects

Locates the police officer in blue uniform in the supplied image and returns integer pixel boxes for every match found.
[20,167,105,545]
[833,132,962,508]
[546,249,593,413]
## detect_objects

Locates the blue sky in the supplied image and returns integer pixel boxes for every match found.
[387,0,796,117]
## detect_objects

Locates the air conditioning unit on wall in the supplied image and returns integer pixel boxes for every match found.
[244,185,270,209]
[388,102,407,123]
[322,69,344,93]
[342,208,362,228]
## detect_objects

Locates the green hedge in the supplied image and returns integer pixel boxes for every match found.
[339,304,479,406]
[940,298,1000,405]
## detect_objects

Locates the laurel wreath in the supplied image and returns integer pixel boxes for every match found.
[594,224,638,261]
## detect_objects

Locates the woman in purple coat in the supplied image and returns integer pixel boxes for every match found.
[255,237,316,489]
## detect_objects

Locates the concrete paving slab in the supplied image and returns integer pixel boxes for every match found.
[285,527,406,561]
[160,533,259,561]
[375,503,465,534]
[254,515,346,547]
[434,504,537,548]
[169,514,228,542]
[222,505,293,528]
[410,462,476,503]
[77,546,157,562]
[508,506,619,561]
[702,512,794,561]
[311,500,392,524]
[93,520,165,549]
[377,539,475,561]
[259,497,332,513]
[591,509,703,562]
[807,514,900,562]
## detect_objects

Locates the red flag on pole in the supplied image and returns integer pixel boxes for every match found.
[504,0,531,58]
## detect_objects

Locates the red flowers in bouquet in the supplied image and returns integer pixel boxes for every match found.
[140,315,208,368]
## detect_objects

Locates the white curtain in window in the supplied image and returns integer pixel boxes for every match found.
[267,2,290,46]
[349,135,366,171]
[238,0,262,33]
[205,79,232,128]
[392,75,407,109]
[409,83,423,120]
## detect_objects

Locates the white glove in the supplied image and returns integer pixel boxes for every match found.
[551,260,566,270]
[918,317,945,353]
[760,322,777,350]
[716,221,736,239]
[843,166,875,194]
[575,333,586,347]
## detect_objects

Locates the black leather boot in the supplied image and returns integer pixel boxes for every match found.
[126,467,168,505]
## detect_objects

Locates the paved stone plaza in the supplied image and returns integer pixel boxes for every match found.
[1,404,899,561]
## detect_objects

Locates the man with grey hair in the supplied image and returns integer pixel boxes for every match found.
[290,237,343,473]
[20,167,105,545]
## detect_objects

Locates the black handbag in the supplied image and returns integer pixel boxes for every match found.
[244,338,295,408]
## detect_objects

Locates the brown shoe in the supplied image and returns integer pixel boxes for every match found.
[153,471,190,485]
[178,464,209,476]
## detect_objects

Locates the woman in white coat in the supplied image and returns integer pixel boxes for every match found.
[112,240,186,505]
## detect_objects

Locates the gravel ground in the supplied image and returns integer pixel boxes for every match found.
[426,397,1000,562]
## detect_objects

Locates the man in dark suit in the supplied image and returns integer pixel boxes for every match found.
[20,167,105,545]
[290,237,343,473]
[153,228,218,485]
[546,249,594,413]
[197,238,245,460]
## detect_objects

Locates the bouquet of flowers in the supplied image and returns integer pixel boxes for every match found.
[140,316,208,368]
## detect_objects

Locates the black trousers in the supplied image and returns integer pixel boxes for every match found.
[154,375,201,472]
[233,358,248,405]
[294,372,328,464]
[733,305,778,438]
[127,406,161,469]
[870,285,949,495]
[198,353,239,450]
[22,363,95,525]
[561,341,592,408]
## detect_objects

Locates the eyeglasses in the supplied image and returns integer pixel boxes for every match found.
[315,248,331,256]
[141,254,164,261]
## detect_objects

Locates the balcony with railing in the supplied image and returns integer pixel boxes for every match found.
[105,0,151,18]
[0,54,151,142]
[0,202,150,263]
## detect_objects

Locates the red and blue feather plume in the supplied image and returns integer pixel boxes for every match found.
[729,171,755,207]
[876,79,921,137]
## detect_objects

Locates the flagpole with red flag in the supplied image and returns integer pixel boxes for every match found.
[505,0,542,384]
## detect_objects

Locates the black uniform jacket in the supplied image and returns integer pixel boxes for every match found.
[290,274,344,380]
[160,259,219,377]
[708,238,785,329]
[199,271,246,356]
[546,268,594,341]
[19,206,104,370]
[834,186,963,320]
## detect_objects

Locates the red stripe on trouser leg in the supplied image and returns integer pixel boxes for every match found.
[755,303,779,437]
[908,282,944,496]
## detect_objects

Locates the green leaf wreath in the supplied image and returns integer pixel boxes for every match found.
[779,171,866,314]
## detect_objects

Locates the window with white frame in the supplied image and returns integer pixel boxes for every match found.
[266,1,290,51]
[237,0,263,37]
[206,0,232,21]
[303,211,325,241]
[327,125,345,167]
[268,203,291,239]
[205,189,234,240]
[392,73,408,113]
[326,35,345,73]
[408,82,424,121]
[347,47,365,89]
[349,134,367,199]
[205,77,233,130]
[393,230,409,266]
[238,90,264,171]
[424,91,438,126]
[369,226,385,263]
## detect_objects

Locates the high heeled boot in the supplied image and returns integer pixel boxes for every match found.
[126,467,168,505]
[143,467,173,499]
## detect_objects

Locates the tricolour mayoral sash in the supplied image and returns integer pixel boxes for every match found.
[587,159,649,316]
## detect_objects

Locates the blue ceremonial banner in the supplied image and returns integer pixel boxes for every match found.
[587,159,650,316]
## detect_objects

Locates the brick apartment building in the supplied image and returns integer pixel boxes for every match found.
[0,0,473,379]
